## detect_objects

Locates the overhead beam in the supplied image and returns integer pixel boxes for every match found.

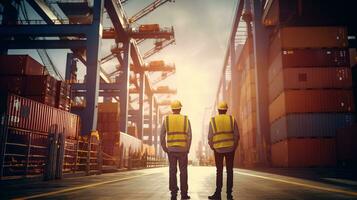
[26,0,61,24]
[104,0,129,39]
[72,82,124,90]
[0,39,86,49]
[0,24,90,37]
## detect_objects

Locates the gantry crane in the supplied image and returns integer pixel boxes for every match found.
[0,0,178,153]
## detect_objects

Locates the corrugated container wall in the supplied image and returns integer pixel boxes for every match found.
[233,37,261,168]
[271,138,336,167]
[97,102,121,157]
[263,0,354,27]
[269,67,352,102]
[0,55,44,76]
[265,2,356,168]
[269,90,354,123]
[270,113,355,144]
[1,93,80,139]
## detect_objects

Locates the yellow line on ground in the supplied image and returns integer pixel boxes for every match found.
[13,173,157,200]
[236,171,357,197]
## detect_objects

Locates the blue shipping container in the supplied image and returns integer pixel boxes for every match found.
[270,113,356,144]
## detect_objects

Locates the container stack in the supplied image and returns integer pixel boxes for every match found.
[25,75,57,107]
[0,55,71,111]
[97,102,120,158]
[55,80,71,112]
[127,124,138,138]
[234,38,260,167]
[268,27,355,167]
[0,55,45,95]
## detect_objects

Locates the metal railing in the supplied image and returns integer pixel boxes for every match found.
[0,128,49,179]
[0,127,165,180]
[63,133,102,176]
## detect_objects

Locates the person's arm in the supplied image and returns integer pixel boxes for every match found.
[208,120,214,150]
[160,118,168,153]
[187,120,192,153]
[233,120,240,150]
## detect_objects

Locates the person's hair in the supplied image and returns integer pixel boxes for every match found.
[218,109,227,114]
[172,108,181,114]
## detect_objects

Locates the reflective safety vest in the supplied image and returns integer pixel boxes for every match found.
[210,115,234,149]
[165,114,189,148]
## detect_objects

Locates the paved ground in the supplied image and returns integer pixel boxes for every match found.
[1,166,357,200]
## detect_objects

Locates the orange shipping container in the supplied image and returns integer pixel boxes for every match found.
[127,125,138,138]
[139,24,160,32]
[98,102,120,114]
[101,132,120,156]
[269,90,354,123]
[270,26,347,50]
[269,67,353,102]
[0,55,44,76]
[271,138,336,167]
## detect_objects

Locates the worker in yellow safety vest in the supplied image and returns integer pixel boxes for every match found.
[160,100,192,200]
[208,101,239,200]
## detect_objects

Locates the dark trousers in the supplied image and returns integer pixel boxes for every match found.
[168,152,188,196]
[214,151,235,194]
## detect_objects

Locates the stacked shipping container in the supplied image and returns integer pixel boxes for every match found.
[97,102,121,164]
[268,26,355,167]
[0,55,71,111]
[233,38,260,167]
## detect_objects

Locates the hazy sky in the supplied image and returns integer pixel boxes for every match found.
[10,0,238,159]
[123,0,238,158]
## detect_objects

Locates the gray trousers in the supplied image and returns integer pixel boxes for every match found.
[168,152,188,196]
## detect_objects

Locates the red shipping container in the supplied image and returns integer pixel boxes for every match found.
[27,94,56,107]
[281,49,349,67]
[56,80,71,98]
[269,67,353,102]
[101,132,120,156]
[0,55,44,76]
[270,26,348,51]
[24,75,57,96]
[269,49,349,72]
[336,124,357,166]
[127,125,138,138]
[1,93,80,138]
[271,138,336,167]
[52,109,79,139]
[268,50,350,84]
[0,76,25,95]
[269,90,354,123]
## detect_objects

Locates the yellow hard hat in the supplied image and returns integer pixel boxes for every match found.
[218,101,228,110]
[171,100,182,110]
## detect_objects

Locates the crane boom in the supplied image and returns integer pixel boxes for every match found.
[129,0,173,23]
[143,38,175,59]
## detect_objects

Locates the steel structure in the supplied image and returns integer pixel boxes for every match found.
[213,0,270,166]
[0,0,177,156]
